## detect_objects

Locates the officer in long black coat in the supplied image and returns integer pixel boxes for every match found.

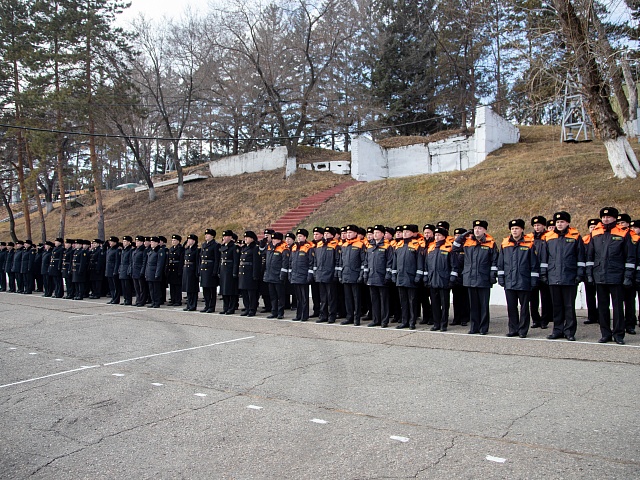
[239,231,261,316]
[61,240,74,298]
[166,234,185,306]
[49,238,64,298]
[33,244,43,292]
[0,242,6,292]
[105,236,121,304]
[131,236,147,306]
[119,236,134,305]
[182,234,200,311]
[21,240,36,294]
[72,240,90,299]
[5,243,16,292]
[199,229,220,313]
[145,236,166,308]
[88,239,105,298]
[41,242,53,297]
[218,230,240,315]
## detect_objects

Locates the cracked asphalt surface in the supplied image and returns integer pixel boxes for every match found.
[1,294,639,479]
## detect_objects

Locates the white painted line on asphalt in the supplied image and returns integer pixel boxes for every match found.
[9,347,17,350]
[151,383,164,386]
[55,359,63,362]
[486,455,506,463]
[68,310,138,319]
[390,435,410,443]
[102,336,255,366]
[194,393,207,397]
[28,352,38,355]
[310,418,328,424]
[247,405,263,410]
[0,365,100,389]
[112,373,125,377]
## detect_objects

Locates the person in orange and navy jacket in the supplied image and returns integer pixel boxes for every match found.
[419,224,435,326]
[425,226,453,331]
[498,219,540,339]
[363,225,394,328]
[452,220,499,335]
[391,224,426,330]
[289,228,315,322]
[338,225,366,326]
[388,226,404,323]
[616,213,638,335]
[264,232,289,319]
[540,211,585,342]
[586,207,637,345]
[631,220,640,325]
[582,219,600,325]
[527,216,552,330]
[313,227,340,324]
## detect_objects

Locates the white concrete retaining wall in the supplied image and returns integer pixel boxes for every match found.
[209,146,288,177]
[351,106,520,182]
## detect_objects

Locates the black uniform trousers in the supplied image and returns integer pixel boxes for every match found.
[241,288,258,314]
[530,284,552,327]
[23,273,33,294]
[596,283,625,340]
[90,280,102,298]
[121,278,133,304]
[42,274,52,296]
[468,287,491,334]
[259,280,271,312]
[452,285,470,325]
[549,284,578,338]
[268,282,286,317]
[222,295,239,314]
[203,286,217,311]
[133,278,145,305]
[64,276,74,298]
[169,282,182,305]
[16,273,24,293]
[360,283,371,318]
[505,289,531,336]
[107,276,120,303]
[343,282,361,324]
[0,269,5,291]
[186,292,198,310]
[149,280,163,307]
[397,286,418,328]
[584,282,598,323]
[52,274,63,298]
[73,281,86,299]
[623,286,637,330]
[293,284,309,321]
[389,284,401,322]
[318,282,338,323]
[142,280,151,305]
[369,285,389,326]
[430,287,451,329]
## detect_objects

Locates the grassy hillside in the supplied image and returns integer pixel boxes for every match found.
[301,126,640,234]
[2,125,639,241]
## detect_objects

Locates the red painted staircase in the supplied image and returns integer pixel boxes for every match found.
[267,180,359,234]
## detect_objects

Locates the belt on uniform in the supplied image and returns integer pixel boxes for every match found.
[184,261,194,265]
[201,260,212,263]
[240,262,252,266]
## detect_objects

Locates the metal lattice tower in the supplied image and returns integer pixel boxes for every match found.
[561,73,593,143]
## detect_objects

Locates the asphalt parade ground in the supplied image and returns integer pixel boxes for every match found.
[1,294,639,479]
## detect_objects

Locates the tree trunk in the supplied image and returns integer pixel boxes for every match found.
[0,184,17,242]
[552,0,639,179]
[621,58,638,137]
[86,25,105,239]
[25,144,47,242]
[13,58,31,240]
[174,141,184,200]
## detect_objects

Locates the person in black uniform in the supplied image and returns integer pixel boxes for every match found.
[199,229,220,313]
[61,239,74,298]
[239,231,261,316]
[314,226,340,324]
[105,236,121,304]
[182,234,200,311]
[88,239,104,298]
[72,240,89,299]
[5,242,16,292]
[166,234,184,306]
[21,240,36,294]
[40,242,53,297]
[450,228,470,326]
[49,238,64,298]
[0,242,6,292]
[418,224,435,325]
[582,219,600,324]
[284,232,297,310]
[616,213,638,335]
[528,216,552,329]
[132,236,147,306]
[218,230,240,314]
[364,225,394,328]
[33,243,43,292]
[145,236,166,308]
[118,236,134,305]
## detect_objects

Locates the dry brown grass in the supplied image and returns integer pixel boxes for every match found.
[3,126,640,241]
[301,126,640,234]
